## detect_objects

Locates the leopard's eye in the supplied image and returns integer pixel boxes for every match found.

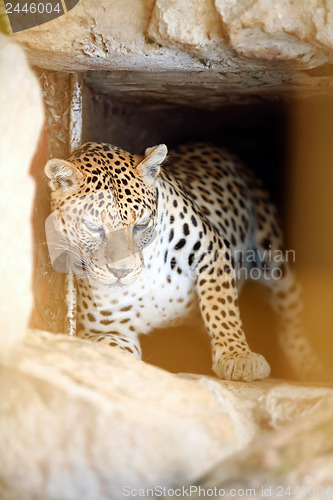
[134,217,150,231]
[83,219,105,236]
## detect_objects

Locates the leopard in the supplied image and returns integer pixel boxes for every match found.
[44,141,322,382]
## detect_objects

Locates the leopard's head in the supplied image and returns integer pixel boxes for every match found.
[45,142,167,286]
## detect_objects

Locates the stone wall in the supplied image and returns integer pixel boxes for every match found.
[2,329,333,499]
[0,33,43,350]
[11,0,333,101]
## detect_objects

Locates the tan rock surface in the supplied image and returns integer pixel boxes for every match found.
[7,0,333,101]
[215,0,333,67]
[0,35,44,350]
[12,0,333,72]
[191,404,333,498]
[147,0,237,65]
[12,0,200,72]
[1,329,333,499]
[148,0,333,68]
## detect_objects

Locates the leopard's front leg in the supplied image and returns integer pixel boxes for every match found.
[195,238,270,381]
[75,280,142,358]
[77,328,142,358]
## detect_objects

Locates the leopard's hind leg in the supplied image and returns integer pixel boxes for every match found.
[256,259,322,380]
[248,179,323,380]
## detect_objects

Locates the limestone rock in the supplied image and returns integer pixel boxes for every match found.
[215,0,333,68]
[146,0,237,66]
[191,404,333,498]
[9,0,333,100]
[0,35,44,351]
[148,0,333,69]
[12,0,200,72]
[1,329,333,499]
[12,0,333,73]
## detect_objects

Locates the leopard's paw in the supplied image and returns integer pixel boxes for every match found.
[213,352,271,382]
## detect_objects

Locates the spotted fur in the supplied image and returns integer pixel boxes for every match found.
[45,142,321,381]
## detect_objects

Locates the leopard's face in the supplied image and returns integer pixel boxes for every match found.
[45,142,167,287]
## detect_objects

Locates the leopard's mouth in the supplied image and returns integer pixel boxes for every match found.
[84,267,142,287]
[88,275,138,288]
[72,252,144,286]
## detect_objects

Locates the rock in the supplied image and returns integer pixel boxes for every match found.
[0,34,44,351]
[215,0,333,67]
[148,0,333,69]
[10,0,333,105]
[12,0,200,72]
[189,404,333,498]
[1,329,333,499]
[11,0,333,72]
[146,0,239,66]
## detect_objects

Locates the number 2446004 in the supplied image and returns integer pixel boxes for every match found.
[5,3,62,14]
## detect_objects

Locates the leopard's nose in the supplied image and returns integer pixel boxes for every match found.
[108,267,132,279]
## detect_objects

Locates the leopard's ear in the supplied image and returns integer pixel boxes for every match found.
[44,158,83,192]
[136,144,167,184]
